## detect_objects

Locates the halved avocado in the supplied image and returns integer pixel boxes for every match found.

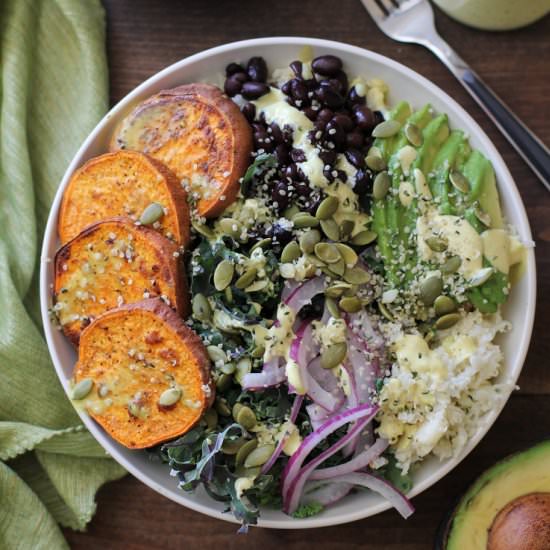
[436,440,550,550]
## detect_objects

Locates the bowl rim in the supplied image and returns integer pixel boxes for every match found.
[39,36,536,529]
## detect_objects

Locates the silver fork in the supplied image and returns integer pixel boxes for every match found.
[361,0,550,191]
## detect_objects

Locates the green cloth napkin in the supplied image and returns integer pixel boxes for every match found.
[0,1,127,548]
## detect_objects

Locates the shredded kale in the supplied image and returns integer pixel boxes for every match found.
[292,502,324,518]
[240,153,277,197]
[379,453,413,494]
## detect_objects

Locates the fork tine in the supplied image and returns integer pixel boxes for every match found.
[375,0,398,15]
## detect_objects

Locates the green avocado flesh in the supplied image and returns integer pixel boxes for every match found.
[370,101,509,314]
[445,440,550,550]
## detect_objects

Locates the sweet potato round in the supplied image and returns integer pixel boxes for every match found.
[54,217,188,345]
[110,83,252,218]
[58,150,190,246]
[74,298,214,449]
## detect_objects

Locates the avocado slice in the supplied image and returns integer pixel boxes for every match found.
[438,440,550,550]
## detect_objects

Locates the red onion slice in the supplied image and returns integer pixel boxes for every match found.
[325,473,415,519]
[301,481,353,507]
[281,279,301,303]
[284,277,326,313]
[241,357,286,390]
[305,357,345,413]
[309,438,389,480]
[260,394,304,475]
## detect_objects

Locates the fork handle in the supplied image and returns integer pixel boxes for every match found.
[427,38,550,191]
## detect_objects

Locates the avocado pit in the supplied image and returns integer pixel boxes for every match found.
[487,492,550,550]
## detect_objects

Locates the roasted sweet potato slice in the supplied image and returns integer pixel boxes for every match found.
[54,218,188,345]
[58,150,190,246]
[74,298,214,449]
[110,83,252,218]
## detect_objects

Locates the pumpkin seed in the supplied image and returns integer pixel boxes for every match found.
[218,217,243,238]
[404,122,423,147]
[335,244,358,267]
[128,401,142,418]
[235,267,257,289]
[207,345,226,364]
[435,312,461,330]
[292,213,319,228]
[250,237,272,252]
[159,387,182,407]
[235,465,262,478]
[224,285,233,303]
[216,373,232,392]
[469,267,494,287]
[449,169,470,193]
[236,406,257,430]
[343,266,371,285]
[192,293,212,321]
[314,242,341,264]
[441,255,462,274]
[351,230,377,246]
[281,241,301,263]
[339,296,362,313]
[139,202,164,225]
[283,204,301,220]
[340,219,355,240]
[244,444,275,468]
[434,295,457,317]
[366,154,386,172]
[232,402,244,420]
[343,284,359,297]
[213,260,234,291]
[72,378,93,400]
[235,439,258,466]
[235,357,252,385]
[215,398,232,417]
[204,408,218,430]
[192,219,215,239]
[419,276,443,306]
[378,301,394,321]
[474,206,491,227]
[299,229,321,254]
[325,296,341,318]
[325,282,352,298]
[426,236,448,252]
[372,119,401,138]
[245,279,268,292]
[220,362,236,375]
[373,172,391,200]
[305,253,326,268]
[315,196,339,220]
[328,258,346,277]
[320,342,348,369]
[251,345,265,359]
[320,218,340,241]
[222,436,247,455]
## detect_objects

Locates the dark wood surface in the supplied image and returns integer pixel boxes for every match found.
[65,1,550,548]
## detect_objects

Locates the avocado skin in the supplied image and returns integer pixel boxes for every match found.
[435,440,550,550]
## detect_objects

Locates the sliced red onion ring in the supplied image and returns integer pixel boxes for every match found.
[281,403,378,514]
[260,394,304,475]
[281,279,301,303]
[301,481,353,507]
[284,277,326,313]
[283,416,372,514]
[306,403,330,430]
[305,357,345,413]
[241,357,286,390]
[308,356,340,393]
[324,472,415,519]
[309,438,389,480]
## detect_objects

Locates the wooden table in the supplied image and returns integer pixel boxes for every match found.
[65,1,550,548]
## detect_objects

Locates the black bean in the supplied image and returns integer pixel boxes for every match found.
[241,103,256,123]
[305,195,323,215]
[347,86,366,108]
[247,57,268,82]
[374,110,385,125]
[312,55,343,76]
[346,131,364,150]
[329,71,349,95]
[282,126,294,144]
[337,170,348,183]
[353,105,377,131]
[296,168,307,182]
[269,123,284,144]
[284,164,298,180]
[241,81,270,100]
[354,169,373,195]
[313,119,327,133]
[275,144,290,165]
[325,120,346,146]
[323,165,336,183]
[304,78,318,91]
[271,181,290,210]
[316,83,345,110]
[225,62,245,77]
[345,149,365,169]
[281,81,292,95]
[319,149,337,165]
[224,73,247,97]
[290,60,303,77]
[317,108,334,123]
[290,79,308,102]
[295,181,310,196]
[290,148,306,163]
[332,113,353,132]
[269,223,292,245]
[303,107,317,121]
[253,124,273,151]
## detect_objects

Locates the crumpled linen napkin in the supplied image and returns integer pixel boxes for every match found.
[0,1,126,548]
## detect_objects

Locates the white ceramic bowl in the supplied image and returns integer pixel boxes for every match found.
[39,37,536,529]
